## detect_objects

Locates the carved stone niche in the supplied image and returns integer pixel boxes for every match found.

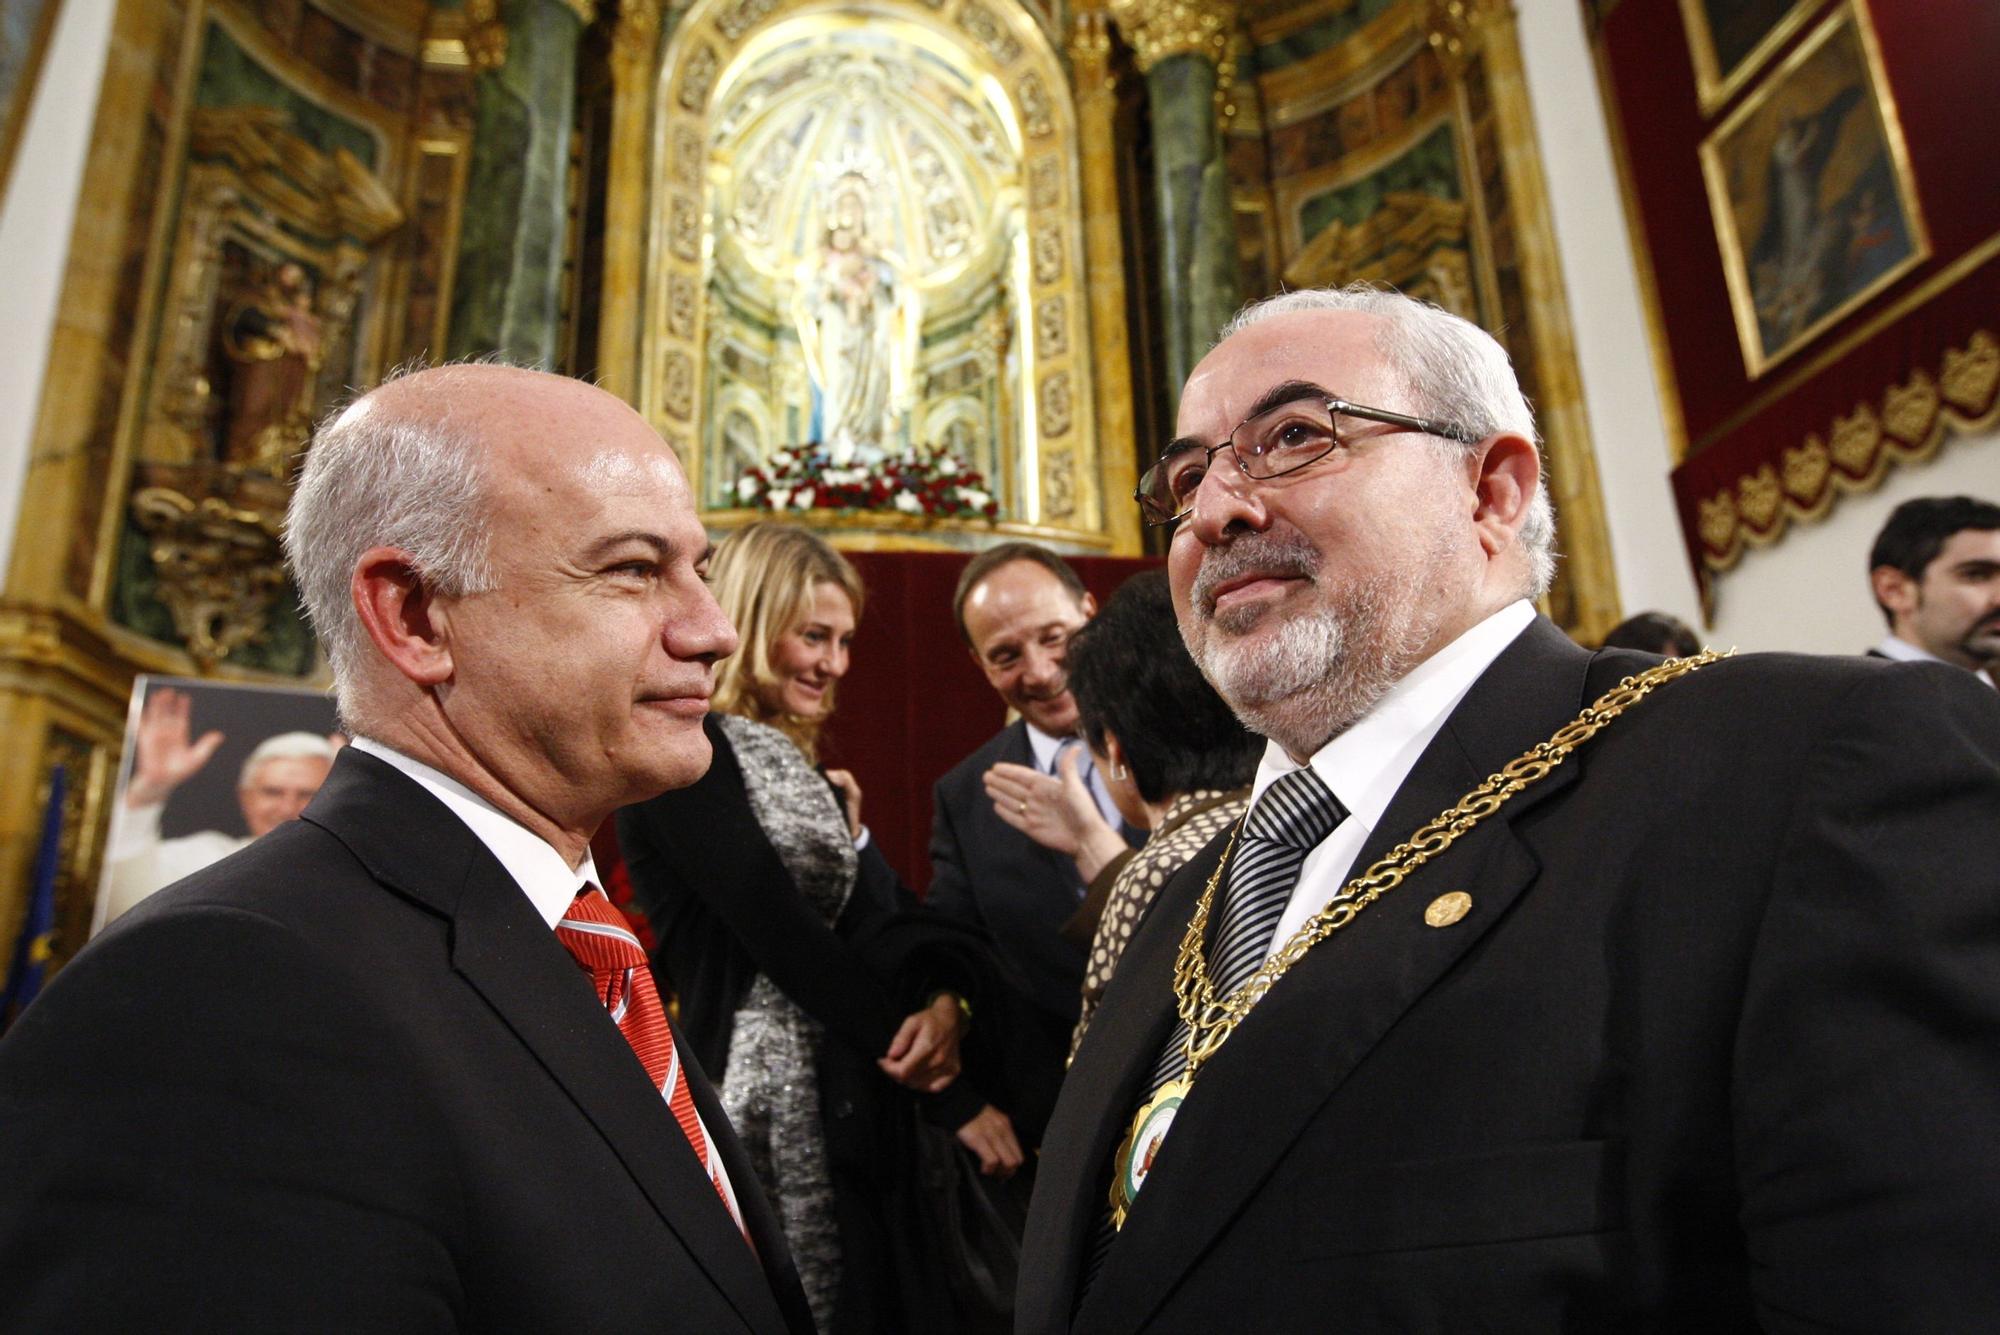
[132,105,403,667]
[130,465,291,670]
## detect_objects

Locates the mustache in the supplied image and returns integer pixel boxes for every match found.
[1191,530,1322,615]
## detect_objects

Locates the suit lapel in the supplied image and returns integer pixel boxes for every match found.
[1072,619,1599,1333]
[304,752,789,1334]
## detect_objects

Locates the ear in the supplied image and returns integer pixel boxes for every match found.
[1099,729,1126,773]
[1466,432,1540,559]
[1870,564,1917,623]
[351,547,456,690]
[1079,590,1098,619]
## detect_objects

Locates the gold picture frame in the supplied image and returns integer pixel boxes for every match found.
[1679,0,1826,116]
[1698,0,1927,380]
[0,0,64,198]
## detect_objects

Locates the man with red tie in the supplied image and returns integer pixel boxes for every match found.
[0,365,816,1332]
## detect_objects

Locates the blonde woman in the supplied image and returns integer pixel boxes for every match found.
[617,521,1021,1333]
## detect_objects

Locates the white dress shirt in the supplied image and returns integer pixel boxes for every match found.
[1873,634,1997,688]
[350,737,741,1219]
[1252,599,1538,952]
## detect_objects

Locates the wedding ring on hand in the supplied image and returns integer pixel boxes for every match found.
[1018,799,1027,816]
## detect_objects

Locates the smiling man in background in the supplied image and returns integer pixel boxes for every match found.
[928,543,1128,1148]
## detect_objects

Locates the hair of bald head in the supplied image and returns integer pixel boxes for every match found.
[238,731,340,789]
[284,362,503,727]
[1214,285,1558,598]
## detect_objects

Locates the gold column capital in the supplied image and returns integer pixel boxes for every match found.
[1068,9,1114,76]
[465,0,509,72]
[1422,0,1512,74]
[558,0,599,24]
[613,0,663,77]
[1106,0,1235,74]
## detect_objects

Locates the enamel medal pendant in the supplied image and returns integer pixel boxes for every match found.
[1109,1074,1192,1229]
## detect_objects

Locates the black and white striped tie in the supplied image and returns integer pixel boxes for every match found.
[1142,764,1348,1095]
[1081,766,1348,1293]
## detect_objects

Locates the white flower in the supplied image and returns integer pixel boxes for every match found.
[736,477,759,501]
[792,489,814,510]
[958,487,991,509]
[767,487,791,511]
[893,491,924,515]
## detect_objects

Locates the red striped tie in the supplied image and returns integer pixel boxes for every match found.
[556,886,745,1238]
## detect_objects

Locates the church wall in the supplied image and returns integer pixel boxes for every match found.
[1512,0,1701,632]
[0,0,115,578]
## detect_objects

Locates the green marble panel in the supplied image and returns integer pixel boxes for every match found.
[1297,118,1459,242]
[1252,0,1399,76]
[194,21,378,167]
[448,0,581,364]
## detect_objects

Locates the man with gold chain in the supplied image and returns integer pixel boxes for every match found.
[1018,285,2000,1331]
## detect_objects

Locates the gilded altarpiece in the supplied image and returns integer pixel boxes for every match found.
[606,0,1108,548]
[1237,0,1618,638]
[1,0,472,976]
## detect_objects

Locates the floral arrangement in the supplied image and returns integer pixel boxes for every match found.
[735,445,1000,521]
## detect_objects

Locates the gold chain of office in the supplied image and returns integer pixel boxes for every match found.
[1172,649,1727,1077]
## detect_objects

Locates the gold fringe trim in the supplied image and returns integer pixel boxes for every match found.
[1696,329,2000,573]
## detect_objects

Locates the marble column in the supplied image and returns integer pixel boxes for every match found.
[1108,0,1241,408]
[448,0,589,365]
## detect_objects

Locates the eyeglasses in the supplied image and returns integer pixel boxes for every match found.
[1134,394,1482,527]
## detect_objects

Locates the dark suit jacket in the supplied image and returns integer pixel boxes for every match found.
[929,722,1102,1142]
[1021,618,2000,1333]
[0,749,814,1333]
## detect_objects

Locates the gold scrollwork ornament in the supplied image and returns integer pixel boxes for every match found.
[130,475,291,669]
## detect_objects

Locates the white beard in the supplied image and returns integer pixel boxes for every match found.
[1184,523,1458,758]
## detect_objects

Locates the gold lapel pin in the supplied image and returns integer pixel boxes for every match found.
[1423,892,1473,928]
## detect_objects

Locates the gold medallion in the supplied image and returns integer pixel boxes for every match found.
[1109,1074,1190,1229]
[1424,891,1473,927]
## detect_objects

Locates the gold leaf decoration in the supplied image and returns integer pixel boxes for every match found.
[1942,330,1999,412]
[1693,330,2000,575]
[1882,370,1938,444]
[1781,438,1829,502]
[1828,403,1882,474]
[1737,465,1781,529]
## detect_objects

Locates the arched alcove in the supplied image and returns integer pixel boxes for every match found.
[626,0,1105,546]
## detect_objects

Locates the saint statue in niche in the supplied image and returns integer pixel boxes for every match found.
[792,173,920,465]
[218,260,325,475]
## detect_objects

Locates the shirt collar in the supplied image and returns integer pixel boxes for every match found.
[1024,721,1070,772]
[350,737,599,928]
[1250,599,1538,833]
[1874,634,1997,687]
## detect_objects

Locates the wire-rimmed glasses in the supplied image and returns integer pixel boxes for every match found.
[1134,394,1482,527]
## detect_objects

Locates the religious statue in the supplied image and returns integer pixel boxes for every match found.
[219,260,324,475]
[792,175,920,465]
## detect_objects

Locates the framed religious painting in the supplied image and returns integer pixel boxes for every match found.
[1698,0,1927,379]
[1679,0,1825,114]
[0,0,63,196]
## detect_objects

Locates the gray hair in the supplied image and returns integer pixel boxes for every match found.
[238,731,340,788]
[1215,284,1558,597]
[283,366,497,725]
